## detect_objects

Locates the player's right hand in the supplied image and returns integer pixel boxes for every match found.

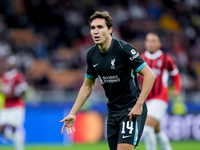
[128,103,143,122]
[59,115,76,135]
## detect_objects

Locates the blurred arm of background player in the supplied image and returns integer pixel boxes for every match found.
[166,55,187,115]
[59,77,96,135]
[171,73,181,96]
[170,71,187,115]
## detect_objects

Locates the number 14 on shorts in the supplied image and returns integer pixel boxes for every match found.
[121,121,134,134]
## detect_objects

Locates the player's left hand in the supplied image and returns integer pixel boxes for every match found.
[128,103,143,122]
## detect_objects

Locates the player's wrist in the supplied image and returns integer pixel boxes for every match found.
[136,101,144,106]
[69,114,76,118]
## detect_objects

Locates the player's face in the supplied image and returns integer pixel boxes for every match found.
[145,33,161,53]
[90,18,112,46]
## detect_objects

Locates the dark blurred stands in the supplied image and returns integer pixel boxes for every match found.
[0,0,199,102]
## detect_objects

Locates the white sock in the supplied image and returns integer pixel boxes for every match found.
[4,128,24,150]
[13,130,24,150]
[156,131,172,150]
[4,127,14,140]
[144,126,157,150]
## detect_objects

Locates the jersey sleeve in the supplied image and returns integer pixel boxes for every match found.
[14,73,28,96]
[85,50,96,79]
[166,55,179,76]
[122,44,147,73]
[166,55,181,92]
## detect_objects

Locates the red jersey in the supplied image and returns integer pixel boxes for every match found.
[1,69,28,108]
[140,50,181,104]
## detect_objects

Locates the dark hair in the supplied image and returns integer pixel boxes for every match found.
[147,30,163,40]
[89,11,113,29]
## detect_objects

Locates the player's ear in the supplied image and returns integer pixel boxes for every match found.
[109,27,113,35]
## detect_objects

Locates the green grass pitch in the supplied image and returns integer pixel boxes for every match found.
[0,140,199,150]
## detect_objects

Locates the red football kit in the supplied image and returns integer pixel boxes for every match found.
[1,69,28,108]
[140,50,181,104]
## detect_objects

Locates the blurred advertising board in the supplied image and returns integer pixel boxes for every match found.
[0,101,199,145]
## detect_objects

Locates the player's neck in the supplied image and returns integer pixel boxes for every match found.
[98,36,112,52]
[149,49,159,54]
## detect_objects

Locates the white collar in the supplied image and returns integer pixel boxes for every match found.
[144,50,163,60]
[4,69,18,79]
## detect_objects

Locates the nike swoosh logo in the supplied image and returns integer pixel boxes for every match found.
[93,63,99,67]
[122,135,131,139]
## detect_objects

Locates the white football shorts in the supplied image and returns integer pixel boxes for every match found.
[0,106,25,127]
[146,99,168,121]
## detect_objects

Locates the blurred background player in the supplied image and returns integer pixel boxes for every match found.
[0,55,28,150]
[140,32,182,150]
[0,58,6,142]
[0,60,5,112]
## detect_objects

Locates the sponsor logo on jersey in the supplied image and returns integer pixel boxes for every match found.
[130,49,136,55]
[156,59,162,67]
[111,59,116,69]
[98,75,120,84]
[129,49,139,61]
[93,63,99,67]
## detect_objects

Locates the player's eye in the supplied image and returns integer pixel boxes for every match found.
[90,26,95,29]
[98,25,103,29]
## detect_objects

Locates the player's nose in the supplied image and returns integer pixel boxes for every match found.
[94,28,99,34]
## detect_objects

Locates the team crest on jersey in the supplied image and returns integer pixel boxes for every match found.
[111,59,116,69]
[156,59,162,67]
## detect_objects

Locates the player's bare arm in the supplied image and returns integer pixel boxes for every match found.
[128,65,155,121]
[60,77,96,135]
[172,74,181,97]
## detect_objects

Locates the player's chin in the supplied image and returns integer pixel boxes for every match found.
[94,41,101,45]
[148,48,156,53]
[93,39,101,44]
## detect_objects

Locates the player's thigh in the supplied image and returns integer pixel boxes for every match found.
[145,115,159,127]
[2,107,25,127]
[118,115,140,146]
[118,103,147,147]
[155,122,161,133]
[146,99,168,121]
[0,109,7,125]
[12,107,25,127]
[117,143,134,150]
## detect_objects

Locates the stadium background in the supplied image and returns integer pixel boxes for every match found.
[0,0,200,149]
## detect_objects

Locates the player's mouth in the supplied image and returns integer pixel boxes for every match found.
[94,36,100,41]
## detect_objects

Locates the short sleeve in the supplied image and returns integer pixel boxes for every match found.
[14,73,28,96]
[122,44,146,73]
[85,51,96,79]
[16,73,25,84]
[166,55,179,76]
